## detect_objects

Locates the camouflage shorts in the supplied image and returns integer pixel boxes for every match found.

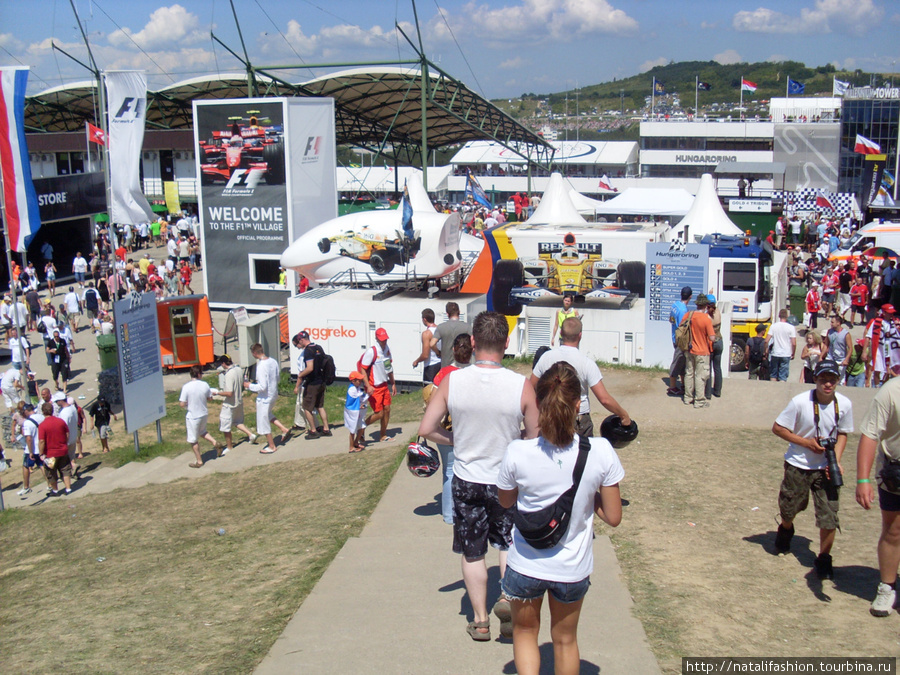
[451,476,513,560]
[779,462,840,530]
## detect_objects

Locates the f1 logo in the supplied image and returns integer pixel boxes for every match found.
[224,169,264,190]
[114,97,145,120]
[304,136,322,157]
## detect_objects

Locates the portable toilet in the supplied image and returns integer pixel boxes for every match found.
[157,294,215,370]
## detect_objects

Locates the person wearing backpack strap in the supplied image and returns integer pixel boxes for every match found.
[361,328,397,442]
[667,286,692,396]
[683,294,715,408]
[293,331,331,439]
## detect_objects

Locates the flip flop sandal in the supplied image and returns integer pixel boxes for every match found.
[189,462,203,468]
[493,596,512,623]
[466,620,491,642]
[259,448,277,454]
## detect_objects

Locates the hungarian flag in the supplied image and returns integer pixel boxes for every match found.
[86,121,106,146]
[855,134,881,155]
[741,79,757,92]
[598,175,617,192]
[815,189,835,211]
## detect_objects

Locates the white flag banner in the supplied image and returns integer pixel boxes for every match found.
[105,70,153,224]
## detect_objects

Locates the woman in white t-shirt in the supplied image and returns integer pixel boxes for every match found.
[497,362,624,674]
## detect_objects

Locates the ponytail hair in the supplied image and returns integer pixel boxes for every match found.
[535,361,580,448]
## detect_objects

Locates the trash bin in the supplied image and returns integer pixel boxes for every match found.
[97,334,118,371]
[788,284,807,324]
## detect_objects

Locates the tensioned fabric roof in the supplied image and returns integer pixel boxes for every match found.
[24,67,552,164]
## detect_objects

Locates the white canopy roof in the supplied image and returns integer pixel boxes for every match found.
[590,187,696,217]
[336,165,452,194]
[450,139,637,166]
[670,173,744,241]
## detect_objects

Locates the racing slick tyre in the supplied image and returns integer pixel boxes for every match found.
[616,261,646,297]
[370,252,395,275]
[491,259,525,316]
[264,141,286,184]
[730,337,747,371]
[317,238,332,254]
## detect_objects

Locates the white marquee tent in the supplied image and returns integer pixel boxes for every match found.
[670,173,744,241]
[589,187,695,218]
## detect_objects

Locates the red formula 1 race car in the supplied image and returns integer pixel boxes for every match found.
[198,117,285,185]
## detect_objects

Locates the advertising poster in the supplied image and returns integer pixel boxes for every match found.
[194,98,336,309]
[32,172,105,222]
[195,99,289,308]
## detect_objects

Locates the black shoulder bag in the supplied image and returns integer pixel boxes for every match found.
[514,434,591,550]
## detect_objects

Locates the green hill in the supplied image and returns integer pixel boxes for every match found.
[494,59,885,118]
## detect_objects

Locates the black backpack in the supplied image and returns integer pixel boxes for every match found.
[747,337,766,365]
[311,345,336,386]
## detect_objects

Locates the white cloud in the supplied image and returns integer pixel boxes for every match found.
[108,5,201,49]
[499,56,526,70]
[0,33,22,51]
[700,21,717,29]
[639,57,668,73]
[714,49,742,65]
[258,19,399,60]
[460,0,637,40]
[733,0,882,37]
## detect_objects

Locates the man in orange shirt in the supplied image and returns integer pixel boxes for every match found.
[682,294,715,408]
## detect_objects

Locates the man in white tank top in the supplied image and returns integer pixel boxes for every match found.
[420,311,539,641]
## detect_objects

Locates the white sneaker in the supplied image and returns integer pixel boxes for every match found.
[17,487,29,496]
[871,582,896,617]
[249,433,259,445]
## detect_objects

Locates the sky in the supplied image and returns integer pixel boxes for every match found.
[1,0,897,100]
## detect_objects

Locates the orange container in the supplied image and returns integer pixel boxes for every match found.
[157,294,214,370]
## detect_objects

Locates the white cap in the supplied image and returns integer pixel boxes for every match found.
[51,391,66,402]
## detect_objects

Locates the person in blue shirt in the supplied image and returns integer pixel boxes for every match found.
[667,286,692,396]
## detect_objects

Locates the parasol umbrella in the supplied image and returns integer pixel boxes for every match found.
[862,246,899,260]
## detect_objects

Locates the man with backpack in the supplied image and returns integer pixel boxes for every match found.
[680,294,715,408]
[293,331,332,439]
[361,328,397,442]
[667,286,692,396]
[745,323,770,380]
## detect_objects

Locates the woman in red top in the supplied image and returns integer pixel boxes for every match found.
[805,283,822,330]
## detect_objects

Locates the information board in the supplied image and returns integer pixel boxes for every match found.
[114,292,166,432]
[644,243,710,368]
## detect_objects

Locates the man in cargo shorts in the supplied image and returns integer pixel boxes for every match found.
[772,360,853,580]
[215,354,257,452]
[361,328,397,442]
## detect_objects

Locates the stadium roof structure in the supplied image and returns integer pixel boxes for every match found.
[24,67,553,169]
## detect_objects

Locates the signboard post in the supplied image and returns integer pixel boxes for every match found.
[114,292,166,453]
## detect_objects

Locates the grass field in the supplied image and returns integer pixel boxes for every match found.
[0,443,405,674]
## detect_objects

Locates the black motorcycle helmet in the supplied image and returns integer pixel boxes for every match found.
[599,415,639,448]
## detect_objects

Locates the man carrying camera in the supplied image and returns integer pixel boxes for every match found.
[772,360,853,579]
[855,376,900,616]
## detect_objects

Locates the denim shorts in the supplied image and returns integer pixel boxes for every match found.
[501,566,591,604]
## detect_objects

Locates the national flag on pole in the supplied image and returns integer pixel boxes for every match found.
[787,78,805,95]
[598,175,618,192]
[654,79,665,94]
[465,169,491,208]
[400,180,414,240]
[741,78,757,93]
[833,78,850,97]
[855,134,882,155]
[86,121,106,146]
[697,81,711,91]
[0,67,41,252]
[815,189,835,211]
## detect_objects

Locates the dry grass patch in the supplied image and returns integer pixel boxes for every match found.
[600,420,900,673]
[0,444,403,674]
